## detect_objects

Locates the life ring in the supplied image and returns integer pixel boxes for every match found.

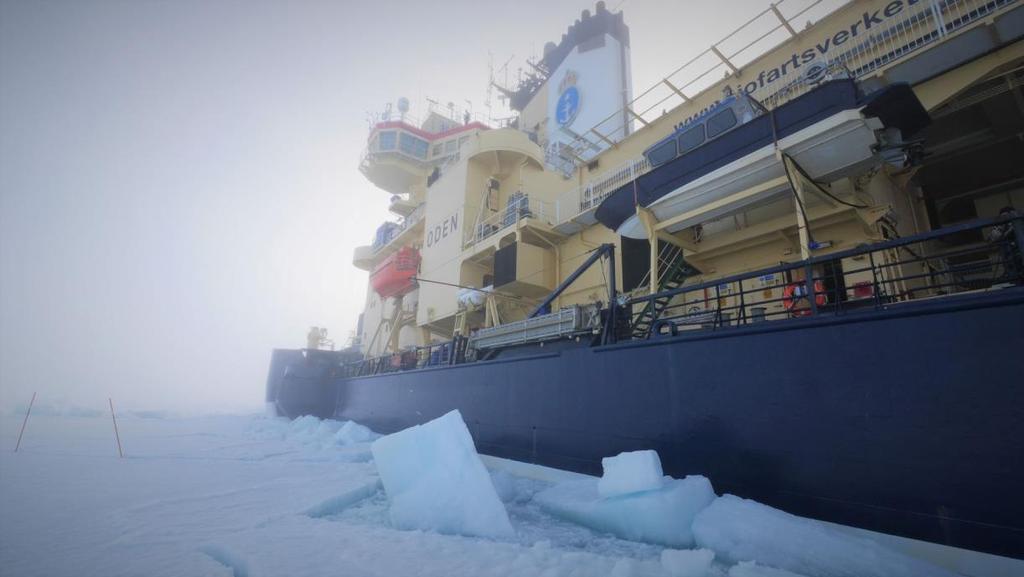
[783,280,826,316]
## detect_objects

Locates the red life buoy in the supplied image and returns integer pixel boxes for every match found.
[782,280,826,316]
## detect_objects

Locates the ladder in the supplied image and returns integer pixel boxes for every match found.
[631,243,697,339]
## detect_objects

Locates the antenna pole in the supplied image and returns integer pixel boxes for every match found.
[14,392,36,452]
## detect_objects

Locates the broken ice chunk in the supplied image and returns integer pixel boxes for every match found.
[334,420,379,446]
[692,495,957,577]
[534,475,715,547]
[598,450,665,498]
[370,410,513,539]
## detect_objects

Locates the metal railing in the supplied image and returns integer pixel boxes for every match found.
[341,216,1022,377]
[464,195,558,249]
[342,336,472,378]
[555,0,842,167]
[626,215,1024,336]
[635,241,687,295]
[550,0,1018,221]
[373,203,426,253]
[753,0,1018,110]
[554,156,652,223]
[364,98,491,136]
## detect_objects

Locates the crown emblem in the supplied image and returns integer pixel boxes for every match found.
[559,70,578,95]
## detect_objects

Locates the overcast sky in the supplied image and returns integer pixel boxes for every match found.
[0,0,825,413]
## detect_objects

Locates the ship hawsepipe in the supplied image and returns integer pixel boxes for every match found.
[267,214,1024,559]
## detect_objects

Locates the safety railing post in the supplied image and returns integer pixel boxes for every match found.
[868,252,883,309]
[1012,217,1024,277]
[804,264,819,315]
[738,280,746,324]
[714,284,722,328]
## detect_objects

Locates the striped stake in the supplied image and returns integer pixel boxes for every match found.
[109,398,124,458]
[14,392,36,452]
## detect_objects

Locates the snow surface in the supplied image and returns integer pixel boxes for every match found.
[661,548,716,577]
[535,475,716,548]
[728,561,808,577]
[692,494,959,577]
[1,409,1008,577]
[598,450,665,498]
[370,409,513,539]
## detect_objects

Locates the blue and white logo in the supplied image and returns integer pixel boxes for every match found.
[803,60,829,85]
[556,85,581,127]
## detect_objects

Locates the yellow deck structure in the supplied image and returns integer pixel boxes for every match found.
[352,0,1024,357]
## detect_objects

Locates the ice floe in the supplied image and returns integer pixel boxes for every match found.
[534,474,716,547]
[371,409,513,539]
[598,450,665,498]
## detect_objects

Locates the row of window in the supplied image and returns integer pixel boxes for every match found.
[646,107,739,167]
[374,130,430,159]
[375,130,471,161]
[431,139,459,157]
[399,132,429,159]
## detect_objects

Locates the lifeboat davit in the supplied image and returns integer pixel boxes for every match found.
[371,246,420,298]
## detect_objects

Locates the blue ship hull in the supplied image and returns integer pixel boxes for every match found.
[268,286,1024,559]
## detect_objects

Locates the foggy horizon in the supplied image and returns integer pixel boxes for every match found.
[1,0,779,414]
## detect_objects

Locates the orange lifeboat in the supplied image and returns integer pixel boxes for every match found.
[371,246,421,298]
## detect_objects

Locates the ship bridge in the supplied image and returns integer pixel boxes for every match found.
[353,102,490,273]
[360,118,488,196]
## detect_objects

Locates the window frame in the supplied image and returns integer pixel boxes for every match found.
[706,107,738,140]
[676,124,706,155]
[646,139,678,167]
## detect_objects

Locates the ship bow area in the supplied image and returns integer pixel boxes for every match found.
[266,349,338,420]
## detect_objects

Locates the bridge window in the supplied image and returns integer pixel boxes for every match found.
[646,139,677,167]
[677,124,705,154]
[378,131,396,151]
[399,132,429,159]
[706,108,737,139]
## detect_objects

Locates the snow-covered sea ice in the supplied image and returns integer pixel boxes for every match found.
[692,494,959,577]
[2,410,1005,577]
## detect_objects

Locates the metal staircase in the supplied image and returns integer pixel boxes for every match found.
[632,243,697,339]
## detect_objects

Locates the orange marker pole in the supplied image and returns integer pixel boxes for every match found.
[109,398,124,458]
[14,392,36,452]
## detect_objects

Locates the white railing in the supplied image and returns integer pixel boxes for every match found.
[373,203,426,253]
[464,195,557,249]
[551,0,1016,225]
[556,0,844,166]
[752,0,1014,110]
[365,99,491,135]
[554,156,653,223]
[558,0,1014,167]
